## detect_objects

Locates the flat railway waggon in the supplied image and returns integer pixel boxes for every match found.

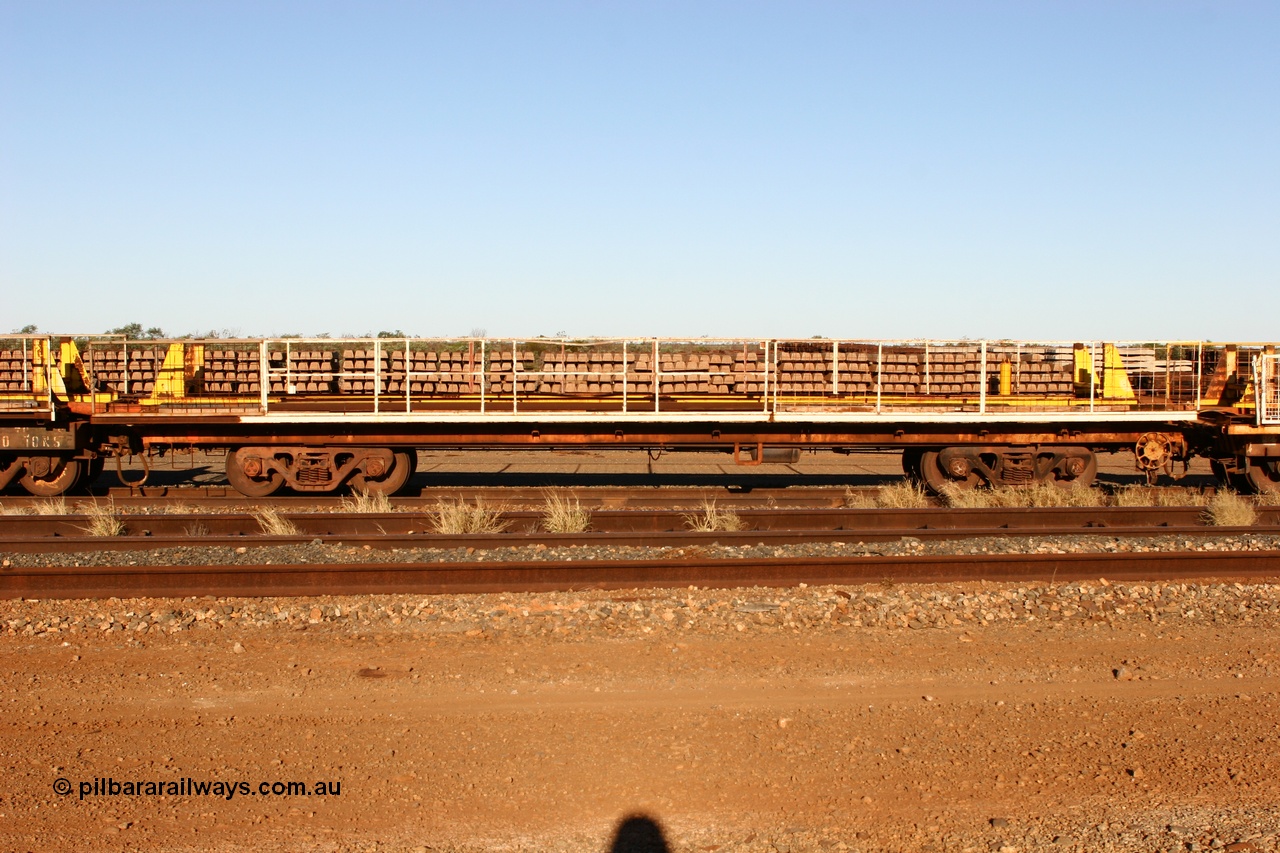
[1,334,1278,497]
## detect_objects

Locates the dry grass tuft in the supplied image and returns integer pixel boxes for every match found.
[31,496,69,516]
[0,503,32,516]
[252,506,300,536]
[81,500,127,537]
[183,521,211,537]
[841,487,876,509]
[162,502,198,515]
[429,499,511,535]
[1204,491,1258,527]
[936,485,991,509]
[871,481,932,508]
[939,482,1102,509]
[342,490,396,514]
[684,499,745,533]
[1013,482,1103,508]
[540,491,591,534]
[1111,486,1205,507]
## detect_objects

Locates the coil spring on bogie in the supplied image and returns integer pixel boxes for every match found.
[1001,450,1035,485]
[296,467,331,485]
[295,454,333,485]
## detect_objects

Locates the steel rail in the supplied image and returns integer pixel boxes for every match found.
[3,550,1279,600]
[2,506,1278,540]
[0,524,1272,556]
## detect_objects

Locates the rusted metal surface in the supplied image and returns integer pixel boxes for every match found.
[11,485,872,510]
[98,485,903,508]
[3,550,1279,600]
[0,426,80,450]
[125,422,1177,449]
[224,445,410,495]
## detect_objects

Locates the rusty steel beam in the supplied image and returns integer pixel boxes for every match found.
[125,421,1176,451]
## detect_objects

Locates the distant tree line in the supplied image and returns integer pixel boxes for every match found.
[10,324,511,339]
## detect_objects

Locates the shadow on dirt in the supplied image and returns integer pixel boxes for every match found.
[608,814,671,853]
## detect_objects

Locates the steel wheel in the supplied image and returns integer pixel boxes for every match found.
[20,458,82,497]
[0,456,21,493]
[77,456,105,491]
[1211,459,1252,492]
[1047,452,1097,488]
[1243,457,1280,495]
[901,448,924,482]
[918,449,980,493]
[225,448,284,497]
[349,450,416,496]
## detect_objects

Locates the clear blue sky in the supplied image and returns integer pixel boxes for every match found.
[2,1,1276,341]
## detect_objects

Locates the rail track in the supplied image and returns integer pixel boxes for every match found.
[6,434,1278,592]
[4,550,1280,600]
[3,502,1280,599]
[4,505,1279,544]
[1,524,1275,557]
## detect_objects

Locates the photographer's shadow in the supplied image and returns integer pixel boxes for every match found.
[609,814,670,853]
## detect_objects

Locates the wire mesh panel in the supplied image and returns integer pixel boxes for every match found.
[0,339,35,409]
[1261,354,1280,425]
[0,337,57,415]
[19,333,1274,423]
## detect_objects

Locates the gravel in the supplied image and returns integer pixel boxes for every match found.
[5,570,1280,642]
[5,535,1279,852]
[7,531,1279,651]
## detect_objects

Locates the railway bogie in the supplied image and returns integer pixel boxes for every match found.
[1,333,1278,496]
[0,421,95,497]
[915,445,1099,492]
[224,445,417,495]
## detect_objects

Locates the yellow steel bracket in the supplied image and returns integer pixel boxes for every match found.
[1073,343,1134,400]
[1073,344,1093,391]
[30,338,49,395]
[58,339,88,393]
[1233,346,1269,406]
[1200,345,1257,408]
[30,338,72,397]
[1101,343,1135,400]
[151,343,189,398]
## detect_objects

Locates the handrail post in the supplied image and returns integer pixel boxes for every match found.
[875,343,883,414]
[259,340,269,414]
[373,339,380,414]
[1090,342,1097,412]
[979,340,987,414]
[479,338,487,414]
[622,340,628,414]
[652,339,660,413]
